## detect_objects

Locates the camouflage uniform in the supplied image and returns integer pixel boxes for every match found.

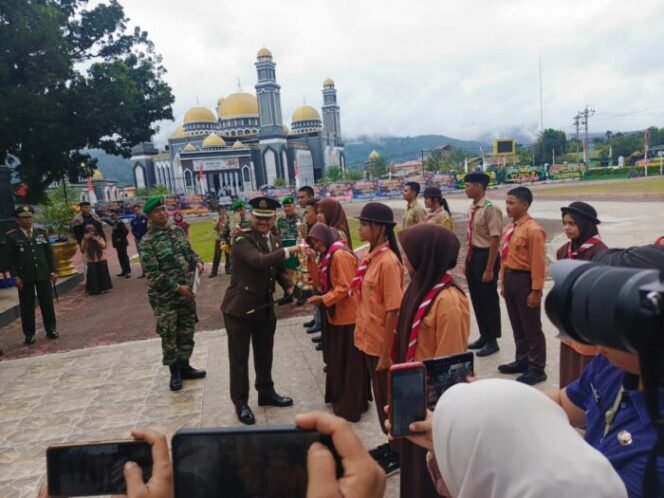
[140,224,203,365]
[276,214,300,273]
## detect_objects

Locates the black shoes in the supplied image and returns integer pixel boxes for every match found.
[126,273,131,279]
[179,360,206,379]
[303,319,315,328]
[476,341,499,357]
[258,392,293,407]
[306,324,322,334]
[311,336,322,344]
[24,335,35,345]
[236,404,256,425]
[498,360,529,374]
[116,272,126,277]
[169,363,183,391]
[225,268,232,275]
[468,337,487,350]
[369,444,400,476]
[517,368,548,386]
[315,343,323,351]
[208,272,218,279]
[137,274,146,279]
[46,331,59,339]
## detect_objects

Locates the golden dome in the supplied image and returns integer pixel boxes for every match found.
[92,169,104,180]
[368,150,381,161]
[183,143,196,152]
[291,105,321,122]
[323,77,335,87]
[171,125,185,139]
[232,140,245,149]
[202,133,226,148]
[219,92,259,118]
[183,106,216,124]
[257,47,272,57]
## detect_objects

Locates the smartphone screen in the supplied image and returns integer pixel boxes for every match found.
[389,365,426,438]
[423,352,474,410]
[47,441,152,497]
[172,425,338,498]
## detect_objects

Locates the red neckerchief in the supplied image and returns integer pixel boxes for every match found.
[391,273,453,362]
[319,240,347,293]
[351,243,389,296]
[501,215,531,262]
[566,236,602,259]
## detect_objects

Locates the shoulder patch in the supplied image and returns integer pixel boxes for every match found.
[239,227,252,233]
[485,200,493,208]
[235,236,245,242]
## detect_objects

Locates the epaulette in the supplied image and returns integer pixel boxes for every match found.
[239,227,252,233]
[235,236,245,242]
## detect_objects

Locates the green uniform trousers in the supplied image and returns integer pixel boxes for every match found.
[154,299,196,365]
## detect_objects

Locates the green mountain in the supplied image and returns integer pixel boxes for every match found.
[87,149,134,185]
[344,134,490,167]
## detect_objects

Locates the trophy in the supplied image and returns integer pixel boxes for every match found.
[293,220,314,300]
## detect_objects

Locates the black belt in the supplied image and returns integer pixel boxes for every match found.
[505,268,531,274]
[471,247,489,251]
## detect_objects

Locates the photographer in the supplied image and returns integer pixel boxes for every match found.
[546,244,664,497]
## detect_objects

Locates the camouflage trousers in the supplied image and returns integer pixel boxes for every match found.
[153,299,197,366]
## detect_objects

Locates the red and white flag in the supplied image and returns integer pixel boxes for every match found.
[198,162,204,182]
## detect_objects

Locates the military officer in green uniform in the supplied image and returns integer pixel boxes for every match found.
[276,195,300,283]
[140,197,207,391]
[221,196,300,425]
[5,205,58,345]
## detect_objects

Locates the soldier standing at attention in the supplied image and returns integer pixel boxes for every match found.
[140,197,206,391]
[6,205,58,345]
[402,181,427,229]
[464,172,503,357]
[221,196,299,425]
[131,204,149,278]
[276,195,300,283]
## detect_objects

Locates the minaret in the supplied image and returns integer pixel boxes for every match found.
[322,78,341,143]
[255,48,285,137]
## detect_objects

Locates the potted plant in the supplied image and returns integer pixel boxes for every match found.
[38,186,79,277]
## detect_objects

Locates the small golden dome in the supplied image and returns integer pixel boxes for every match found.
[368,150,381,161]
[323,78,335,87]
[171,125,185,139]
[291,105,321,122]
[257,47,272,58]
[202,133,226,148]
[183,143,196,152]
[183,106,216,124]
[92,169,104,180]
[219,92,259,118]
[232,140,245,149]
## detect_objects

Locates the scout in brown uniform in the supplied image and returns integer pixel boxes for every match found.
[464,172,503,357]
[422,186,454,231]
[221,196,299,425]
[555,202,608,387]
[499,186,547,385]
[401,181,427,229]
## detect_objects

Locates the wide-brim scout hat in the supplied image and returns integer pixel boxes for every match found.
[464,172,490,187]
[281,195,295,205]
[356,202,396,227]
[422,186,442,198]
[230,199,245,211]
[249,196,280,218]
[561,201,601,225]
[15,205,34,217]
[143,196,164,215]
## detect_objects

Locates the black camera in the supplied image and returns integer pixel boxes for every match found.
[545,260,664,355]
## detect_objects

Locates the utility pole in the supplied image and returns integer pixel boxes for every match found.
[421,149,426,176]
[579,105,595,164]
[644,129,650,177]
[573,113,581,163]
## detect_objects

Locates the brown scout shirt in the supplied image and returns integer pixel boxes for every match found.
[402,199,427,229]
[221,228,293,319]
[468,196,503,248]
[309,249,358,326]
[500,216,547,290]
[425,207,454,232]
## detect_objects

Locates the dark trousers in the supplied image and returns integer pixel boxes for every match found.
[18,280,56,337]
[365,353,399,453]
[503,270,546,369]
[465,248,501,341]
[224,312,276,406]
[116,244,131,275]
[211,240,231,274]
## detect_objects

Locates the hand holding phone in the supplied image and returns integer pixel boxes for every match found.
[388,362,427,438]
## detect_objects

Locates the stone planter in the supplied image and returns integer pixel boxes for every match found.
[52,240,79,277]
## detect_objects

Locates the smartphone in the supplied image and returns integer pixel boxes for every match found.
[46,440,152,497]
[423,352,475,410]
[388,362,427,438]
[172,425,340,498]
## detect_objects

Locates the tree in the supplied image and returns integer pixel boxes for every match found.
[325,165,342,182]
[346,169,363,181]
[533,129,567,165]
[135,185,170,197]
[367,154,387,179]
[272,177,287,187]
[0,0,174,201]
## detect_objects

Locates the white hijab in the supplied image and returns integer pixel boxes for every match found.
[432,378,627,498]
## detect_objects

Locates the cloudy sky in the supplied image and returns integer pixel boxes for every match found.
[118,0,664,145]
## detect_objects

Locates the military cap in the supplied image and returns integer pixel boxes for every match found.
[249,196,281,218]
[230,199,245,211]
[15,205,34,217]
[281,195,295,205]
[561,201,601,225]
[143,196,164,215]
[464,172,490,187]
[422,186,443,198]
[356,202,396,227]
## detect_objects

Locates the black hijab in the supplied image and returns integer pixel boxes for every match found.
[564,211,599,251]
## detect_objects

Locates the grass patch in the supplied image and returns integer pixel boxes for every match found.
[535,176,664,196]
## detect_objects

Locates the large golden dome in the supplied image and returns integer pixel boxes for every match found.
[202,133,226,148]
[257,47,272,58]
[291,105,321,122]
[219,92,259,118]
[183,106,216,124]
[323,78,335,87]
[171,125,185,139]
[368,150,381,161]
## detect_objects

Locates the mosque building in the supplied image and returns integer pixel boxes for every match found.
[131,48,345,196]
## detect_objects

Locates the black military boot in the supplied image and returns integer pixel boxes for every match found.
[179,360,206,379]
[169,363,183,391]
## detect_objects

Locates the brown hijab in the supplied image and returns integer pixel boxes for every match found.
[395,224,461,362]
[84,224,103,260]
[306,222,341,250]
[317,199,353,249]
